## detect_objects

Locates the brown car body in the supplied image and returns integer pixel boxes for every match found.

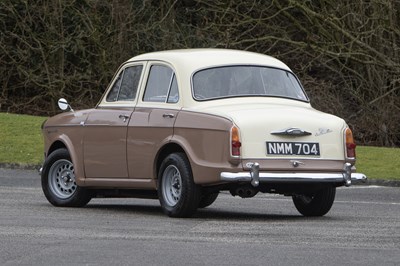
[41,49,366,217]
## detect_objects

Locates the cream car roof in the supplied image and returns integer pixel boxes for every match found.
[127,49,292,73]
[123,49,296,108]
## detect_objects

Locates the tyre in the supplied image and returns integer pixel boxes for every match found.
[158,153,201,217]
[198,192,219,208]
[292,187,336,217]
[41,148,91,207]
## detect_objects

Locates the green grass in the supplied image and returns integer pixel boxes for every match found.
[0,112,47,165]
[0,112,399,180]
[356,146,400,181]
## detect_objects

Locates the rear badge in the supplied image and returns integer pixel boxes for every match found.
[315,128,333,136]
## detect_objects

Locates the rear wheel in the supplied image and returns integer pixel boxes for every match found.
[292,187,336,216]
[198,192,219,208]
[41,148,91,207]
[158,153,201,217]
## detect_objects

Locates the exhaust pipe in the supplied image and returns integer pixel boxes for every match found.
[230,186,258,198]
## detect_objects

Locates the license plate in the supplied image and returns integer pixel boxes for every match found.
[266,142,320,156]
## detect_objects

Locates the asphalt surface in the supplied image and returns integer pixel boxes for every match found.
[0,168,399,266]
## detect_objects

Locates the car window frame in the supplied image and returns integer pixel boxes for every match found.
[190,64,310,103]
[137,61,181,107]
[98,61,147,108]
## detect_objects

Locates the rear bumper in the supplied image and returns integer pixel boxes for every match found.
[220,163,367,187]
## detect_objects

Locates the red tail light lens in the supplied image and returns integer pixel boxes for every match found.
[345,128,356,158]
[231,126,241,157]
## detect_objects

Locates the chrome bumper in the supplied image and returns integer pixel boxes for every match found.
[220,163,367,187]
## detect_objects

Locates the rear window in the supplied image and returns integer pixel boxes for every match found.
[192,66,308,101]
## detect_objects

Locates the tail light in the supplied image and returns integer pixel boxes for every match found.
[231,125,241,157]
[345,127,356,158]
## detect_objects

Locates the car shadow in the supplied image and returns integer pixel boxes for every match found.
[195,208,313,221]
[85,203,164,216]
[81,203,334,221]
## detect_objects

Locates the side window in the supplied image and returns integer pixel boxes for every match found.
[106,65,143,102]
[106,72,122,102]
[143,65,179,103]
[167,75,179,103]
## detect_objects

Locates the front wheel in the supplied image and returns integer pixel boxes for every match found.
[292,187,336,217]
[41,148,91,207]
[158,153,201,217]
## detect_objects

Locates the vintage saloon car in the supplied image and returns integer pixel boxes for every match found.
[41,49,366,217]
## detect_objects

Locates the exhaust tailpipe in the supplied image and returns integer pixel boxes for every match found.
[230,186,258,198]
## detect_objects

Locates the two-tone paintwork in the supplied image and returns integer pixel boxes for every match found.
[42,49,355,190]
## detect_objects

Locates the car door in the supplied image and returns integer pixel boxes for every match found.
[83,63,144,178]
[127,63,180,180]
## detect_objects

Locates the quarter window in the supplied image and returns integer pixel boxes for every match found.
[106,65,143,102]
[143,65,179,103]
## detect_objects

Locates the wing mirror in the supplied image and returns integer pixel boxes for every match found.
[57,98,74,112]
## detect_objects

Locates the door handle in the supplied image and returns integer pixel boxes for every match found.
[162,113,175,118]
[119,114,130,122]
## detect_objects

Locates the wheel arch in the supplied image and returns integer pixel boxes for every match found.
[45,136,85,185]
[47,140,67,156]
[154,142,187,182]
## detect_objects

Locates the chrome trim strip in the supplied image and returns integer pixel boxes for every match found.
[220,164,367,186]
[220,172,367,184]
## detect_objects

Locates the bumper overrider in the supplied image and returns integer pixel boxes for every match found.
[220,163,367,187]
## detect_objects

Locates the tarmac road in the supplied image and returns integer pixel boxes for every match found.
[0,168,399,266]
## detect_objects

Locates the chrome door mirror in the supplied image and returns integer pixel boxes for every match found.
[58,98,73,112]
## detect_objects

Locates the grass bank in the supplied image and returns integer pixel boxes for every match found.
[0,112,47,165]
[0,112,398,180]
[356,146,400,181]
